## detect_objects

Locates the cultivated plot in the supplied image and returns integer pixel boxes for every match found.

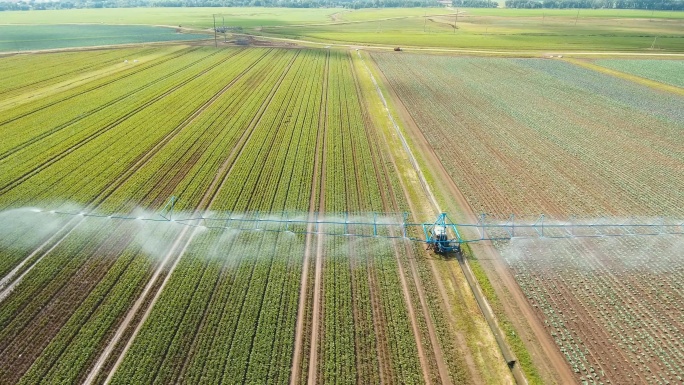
[373,52,684,384]
[0,46,503,385]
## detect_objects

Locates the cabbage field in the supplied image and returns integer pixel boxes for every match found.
[373,52,684,385]
[593,59,684,88]
[0,46,515,385]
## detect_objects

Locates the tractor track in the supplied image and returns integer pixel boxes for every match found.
[368,118,436,385]
[87,50,300,385]
[0,50,277,382]
[344,65,375,384]
[305,51,329,385]
[0,225,140,383]
[0,48,228,162]
[345,68,392,381]
[290,49,329,385]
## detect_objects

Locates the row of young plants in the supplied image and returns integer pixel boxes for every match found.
[0,45,188,128]
[0,49,263,283]
[1,48,279,383]
[0,47,156,99]
[107,49,311,384]
[371,53,683,219]
[506,236,684,384]
[0,48,229,193]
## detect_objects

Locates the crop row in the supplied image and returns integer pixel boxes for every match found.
[0,48,262,281]
[0,46,467,385]
[505,236,684,384]
[108,48,308,384]
[594,59,684,91]
[0,48,278,383]
[372,54,683,218]
[0,47,156,99]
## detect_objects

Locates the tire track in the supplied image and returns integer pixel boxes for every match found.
[360,51,537,384]
[352,53,442,384]
[305,50,330,385]
[0,56,270,370]
[290,49,329,385]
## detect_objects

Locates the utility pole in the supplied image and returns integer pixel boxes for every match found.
[424,11,427,32]
[213,14,217,48]
[574,8,580,26]
[454,9,458,33]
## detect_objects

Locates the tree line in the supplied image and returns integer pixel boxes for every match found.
[504,0,683,9]
[0,0,440,11]
[1,0,681,11]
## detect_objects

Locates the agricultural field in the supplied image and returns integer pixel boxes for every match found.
[593,59,684,88]
[373,52,684,384]
[0,45,514,385]
[0,25,209,52]
[258,9,684,51]
[1,7,683,52]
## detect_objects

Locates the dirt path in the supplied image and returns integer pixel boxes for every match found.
[371,54,576,384]
[289,50,329,385]
[304,51,329,385]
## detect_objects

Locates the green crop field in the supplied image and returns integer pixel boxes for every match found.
[0,25,209,52]
[0,6,683,385]
[1,7,683,52]
[372,52,684,385]
[0,45,515,385]
[260,12,684,51]
[0,7,338,28]
[593,59,684,87]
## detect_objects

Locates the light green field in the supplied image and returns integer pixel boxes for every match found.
[0,7,338,28]
[337,7,456,21]
[260,12,684,51]
[593,58,684,87]
[0,24,208,52]
[1,7,683,52]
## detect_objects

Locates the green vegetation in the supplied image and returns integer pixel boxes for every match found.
[1,7,682,52]
[0,45,483,385]
[372,51,683,384]
[0,25,208,52]
[0,7,337,28]
[260,11,684,51]
[594,58,684,87]
[462,244,544,385]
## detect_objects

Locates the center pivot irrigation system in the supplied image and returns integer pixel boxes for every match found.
[30,197,684,254]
